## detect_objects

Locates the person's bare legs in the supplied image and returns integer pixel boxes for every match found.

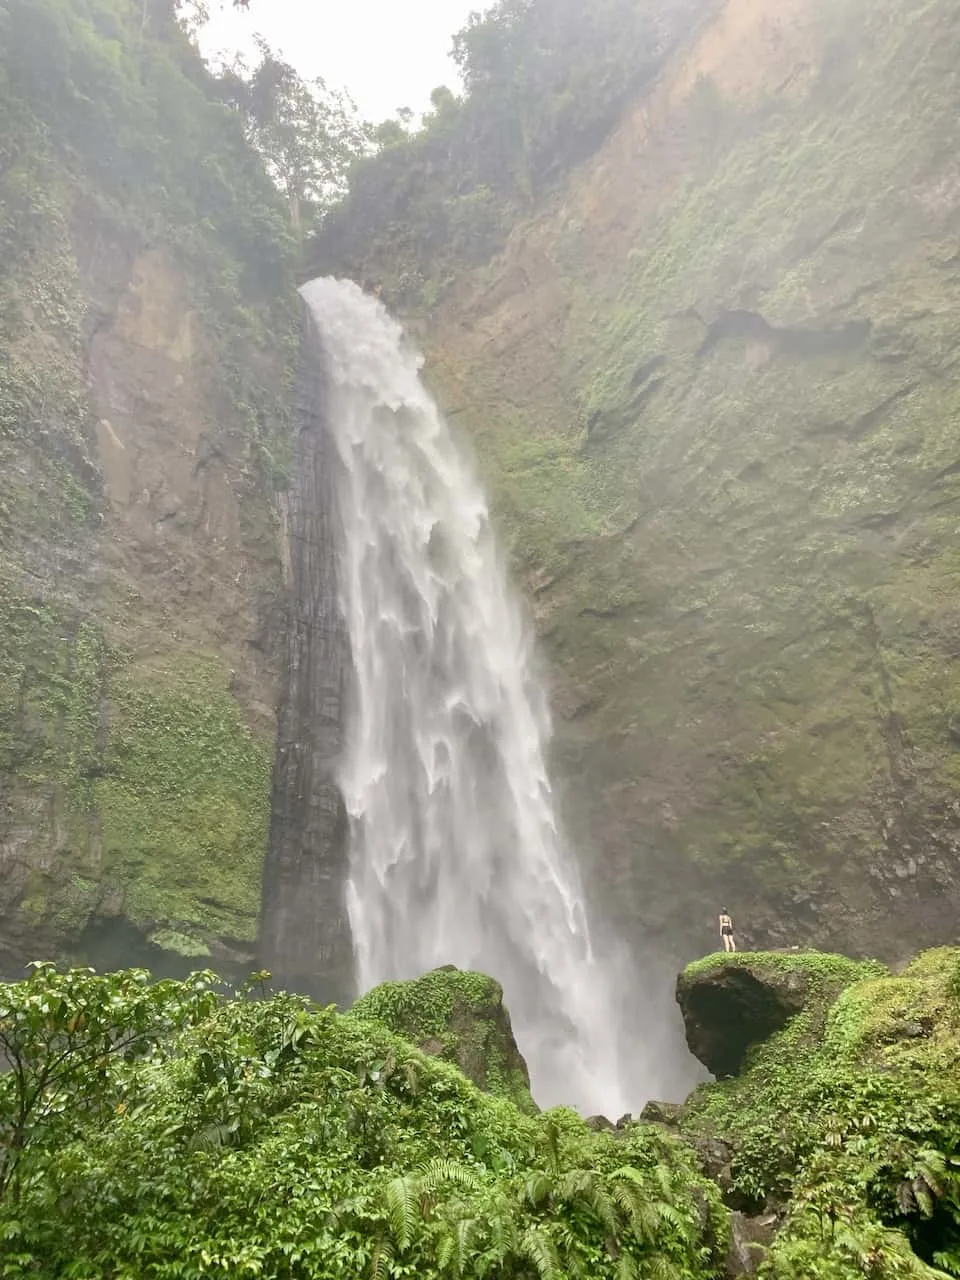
[729,936,737,953]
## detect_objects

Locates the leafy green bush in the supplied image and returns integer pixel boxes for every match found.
[0,965,727,1279]
[682,950,960,1279]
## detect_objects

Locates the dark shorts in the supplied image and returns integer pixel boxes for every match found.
[721,926,733,936]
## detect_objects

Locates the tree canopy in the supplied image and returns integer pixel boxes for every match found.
[314,0,707,301]
[217,38,369,233]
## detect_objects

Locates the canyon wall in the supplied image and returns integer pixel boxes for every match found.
[0,0,296,972]
[318,0,960,967]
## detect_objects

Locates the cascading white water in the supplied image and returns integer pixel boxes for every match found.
[301,277,633,1115]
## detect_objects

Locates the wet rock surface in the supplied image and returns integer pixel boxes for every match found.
[725,1211,779,1277]
[677,959,811,1077]
[260,313,352,1005]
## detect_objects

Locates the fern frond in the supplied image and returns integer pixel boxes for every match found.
[612,1181,659,1243]
[521,1224,562,1280]
[558,1170,618,1235]
[544,1117,562,1176]
[453,1216,479,1277]
[384,1174,419,1250]
[369,1235,394,1280]
[436,1232,456,1273]
[653,1202,686,1231]
[615,1252,638,1280]
[418,1159,481,1194]
[652,1162,677,1203]
[645,1255,684,1280]
[558,1169,593,1200]
[915,1148,948,1199]
[523,1171,554,1209]
[488,1200,520,1261]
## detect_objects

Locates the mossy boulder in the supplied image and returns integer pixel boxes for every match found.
[677,951,885,1077]
[349,966,536,1113]
[681,947,960,1276]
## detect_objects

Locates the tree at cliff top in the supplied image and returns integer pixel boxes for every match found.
[450,0,672,190]
[172,0,370,233]
[0,965,727,1278]
[217,38,370,234]
[315,0,706,295]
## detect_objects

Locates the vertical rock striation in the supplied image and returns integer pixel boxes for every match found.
[260,311,352,1004]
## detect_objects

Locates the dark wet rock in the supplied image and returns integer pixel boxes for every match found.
[677,962,807,1077]
[725,1211,779,1277]
[675,952,880,1077]
[691,1136,734,1189]
[639,1099,683,1126]
[260,311,352,1005]
[585,1114,615,1131]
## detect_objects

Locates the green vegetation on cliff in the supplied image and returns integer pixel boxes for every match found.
[679,949,960,1278]
[0,964,727,1279]
[317,0,712,299]
[0,0,299,967]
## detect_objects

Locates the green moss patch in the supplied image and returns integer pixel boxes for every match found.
[95,660,272,944]
[350,967,537,1114]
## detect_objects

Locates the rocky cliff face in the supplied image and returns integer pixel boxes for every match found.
[318,0,960,968]
[0,0,297,973]
[260,314,352,1003]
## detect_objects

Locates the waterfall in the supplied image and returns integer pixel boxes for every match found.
[300,277,633,1115]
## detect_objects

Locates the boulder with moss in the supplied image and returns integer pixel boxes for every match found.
[677,951,886,1077]
[681,946,960,1277]
[349,966,536,1113]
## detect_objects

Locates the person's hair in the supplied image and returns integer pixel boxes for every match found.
[721,909,730,915]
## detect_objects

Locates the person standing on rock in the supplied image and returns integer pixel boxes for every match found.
[719,909,737,953]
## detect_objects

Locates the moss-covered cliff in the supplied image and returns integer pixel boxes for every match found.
[676,948,960,1276]
[0,0,297,972]
[316,0,960,966]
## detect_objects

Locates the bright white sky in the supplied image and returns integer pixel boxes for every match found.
[199,0,479,123]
